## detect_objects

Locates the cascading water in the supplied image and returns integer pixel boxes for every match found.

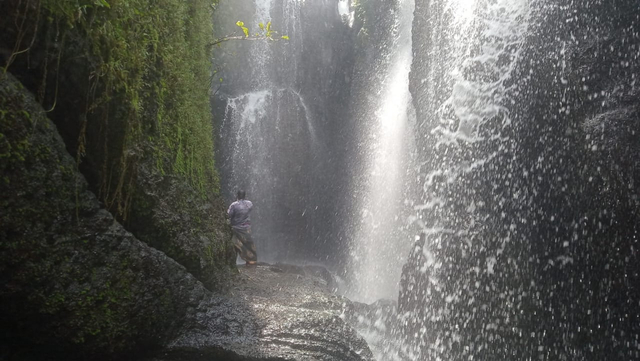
[399,0,533,358]
[220,86,316,262]
[215,0,354,264]
[349,0,418,304]
[216,0,315,262]
[413,0,531,230]
[401,0,640,359]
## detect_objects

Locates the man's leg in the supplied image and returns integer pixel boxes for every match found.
[233,228,257,264]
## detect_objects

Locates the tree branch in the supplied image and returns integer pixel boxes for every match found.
[209,36,275,47]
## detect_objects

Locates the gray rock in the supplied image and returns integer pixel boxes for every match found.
[128,158,236,292]
[343,299,412,361]
[0,72,210,358]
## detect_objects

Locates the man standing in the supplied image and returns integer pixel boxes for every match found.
[227,190,257,265]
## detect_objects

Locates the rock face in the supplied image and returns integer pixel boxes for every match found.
[127,161,236,291]
[0,73,211,358]
[154,264,375,361]
[342,299,410,361]
[402,0,640,360]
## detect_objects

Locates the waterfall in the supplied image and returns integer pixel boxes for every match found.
[414,0,531,231]
[215,0,640,358]
[402,0,640,359]
[400,0,535,358]
[216,0,317,263]
[349,0,418,304]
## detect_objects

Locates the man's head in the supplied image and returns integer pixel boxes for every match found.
[236,190,246,200]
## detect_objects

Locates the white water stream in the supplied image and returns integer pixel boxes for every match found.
[348,0,533,359]
[349,0,417,304]
[219,0,318,263]
[414,0,531,236]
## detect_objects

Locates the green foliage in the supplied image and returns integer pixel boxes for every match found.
[266,21,273,38]
[236,21,249,37]
[4,0,237,290]
[36,0,220,218]
[211,20,288,46]
[0,83,53,171]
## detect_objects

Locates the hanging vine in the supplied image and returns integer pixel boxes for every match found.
[2,0,222,221]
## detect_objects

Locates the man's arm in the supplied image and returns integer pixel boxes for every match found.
[227,202,235,218]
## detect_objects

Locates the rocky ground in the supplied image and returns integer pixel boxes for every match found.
[153,264,374,361]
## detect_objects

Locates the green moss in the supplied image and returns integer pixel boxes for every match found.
[33,0,220,219]
[204,240,220,265]
[41,292,66,314]
[1,5,237,354]
[61,275,138,348]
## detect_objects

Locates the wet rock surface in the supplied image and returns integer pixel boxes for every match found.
[342,299,413,361]
[155,264,374,361]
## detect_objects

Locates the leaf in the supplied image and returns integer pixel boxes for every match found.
[97,0,110,8]
[281,35,290,40]
[242,26,249,37]
[259,23,264,30]
[219,78,223,83]
[265,22,273,38]
[236,21,245,27]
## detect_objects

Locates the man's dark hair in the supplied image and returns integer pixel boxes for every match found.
[236,190,246,200]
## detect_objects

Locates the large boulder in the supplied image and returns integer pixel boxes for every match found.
[0,73,211,358]
[127,160,236,291]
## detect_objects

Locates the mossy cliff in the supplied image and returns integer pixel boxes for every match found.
[0,0,236,358]
[0,0,235,291]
